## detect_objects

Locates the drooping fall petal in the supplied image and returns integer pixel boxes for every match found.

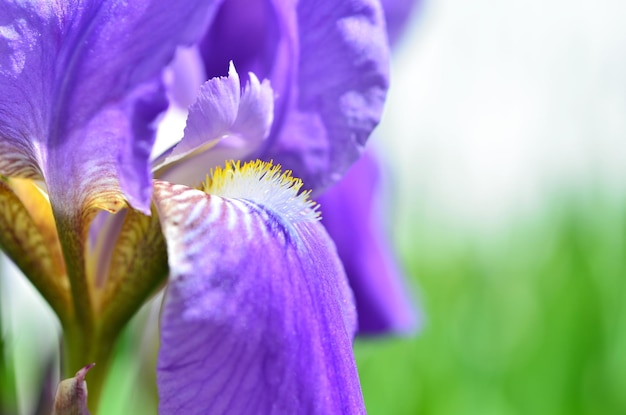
[153,163,364,414]
[0,0,220,215]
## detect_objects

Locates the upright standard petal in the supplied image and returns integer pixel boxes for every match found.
[318,151,418,334]
[0,0,220,215]
[266,0,389,192]
[154,64,274,187]
[199,0,282,83]
[196,0,390,193]
[153,162,364,414]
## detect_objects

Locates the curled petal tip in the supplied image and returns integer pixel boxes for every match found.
[75,363,96,380]
[194,0,389,192]
[155,65,274,186]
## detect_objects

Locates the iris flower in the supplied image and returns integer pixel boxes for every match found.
[167,0,419,336]
[0,0,390,413]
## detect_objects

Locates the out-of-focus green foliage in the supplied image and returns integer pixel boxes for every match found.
[99,302,159,415]
[356,190,626,415]
[1,272,18,415]
[1,338,18,415]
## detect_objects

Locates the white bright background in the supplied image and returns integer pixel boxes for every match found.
[380,0,626,235]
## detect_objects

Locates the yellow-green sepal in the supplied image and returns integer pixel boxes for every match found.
[0,177,72,324]
[97,204,168,340]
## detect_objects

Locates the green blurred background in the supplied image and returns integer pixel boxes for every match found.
[356,190,626,414]
[4,0,626,413]
[356,0,626,413]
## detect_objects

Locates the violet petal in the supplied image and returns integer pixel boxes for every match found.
[199,0,281,82]
[0,0,219,214]
[153,179,364,414]
[381,0,421,46]
[195,0,390,193]
[318,151,418,334]
[154,63,274,187]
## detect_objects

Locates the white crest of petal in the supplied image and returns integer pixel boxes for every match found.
[153,62,274,185]
[202,160,320,223]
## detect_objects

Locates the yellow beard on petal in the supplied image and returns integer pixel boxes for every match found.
[201,160,321,223]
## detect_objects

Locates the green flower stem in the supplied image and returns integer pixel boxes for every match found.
[55,211,102,410]
[57,206,169,413]
[0,270,18,415]
[63,323,117,414]
[56,212,95,349]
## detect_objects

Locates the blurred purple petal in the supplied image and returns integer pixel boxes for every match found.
[153,179,364,414]
[164,47,207,110]
[381,0,421,46]
[155,63,274,186]
[197,0,390,193]
[317,151,418,334]
[0,0,219,214]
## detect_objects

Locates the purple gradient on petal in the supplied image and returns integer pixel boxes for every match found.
[193,0,389,194]
[198,0,294,172]
[0,0,220,214]
[176,0,416,337]
[158,64,244,166]
[317,151,419,334]
[153,181,364,414]
[163,47,207,110]
[154,64,274,187]
[381,0,421,46]
[262,0,390,194]
[118,80,169,212]
[200,0,281,81]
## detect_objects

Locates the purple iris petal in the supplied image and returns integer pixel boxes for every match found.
[164,47,207,110]
[153,180,364,414]
[197,0,390,194]
[317,151,418,334]
[0,0,219,214]
[381,0,421,46]
[154,63,274,186]
[199,0,281,82]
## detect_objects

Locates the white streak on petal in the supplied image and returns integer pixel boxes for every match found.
[203,160,320,225]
